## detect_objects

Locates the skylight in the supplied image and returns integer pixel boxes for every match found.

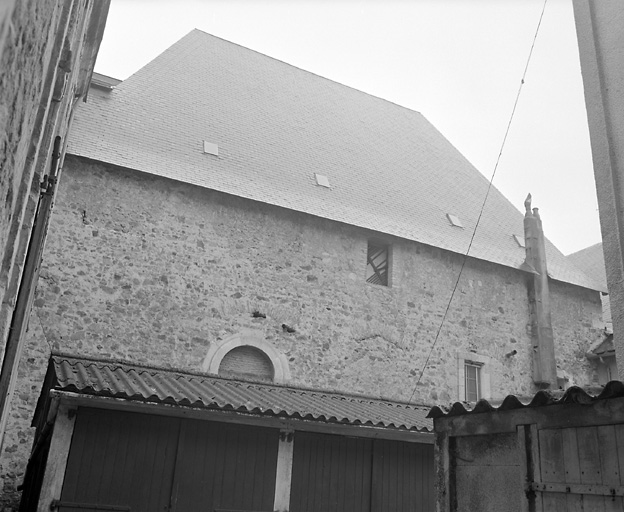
[314,173,331,188]
[203,140,219,156]
[446,213,463,228]
[513,235,526,248]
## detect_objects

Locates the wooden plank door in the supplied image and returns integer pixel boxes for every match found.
[60,408,180,512]
[536,425,624,511]
[169,420,279,512]
[370,439,434,512]
[290,432,434,512]
[289,432,373,512]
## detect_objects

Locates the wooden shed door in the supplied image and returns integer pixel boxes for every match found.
[290,432,434,512]
[60,409,279,512]
[371,439,434,512]
[60,408,180,511]
[170,419,278,512]
[535,424,624,510]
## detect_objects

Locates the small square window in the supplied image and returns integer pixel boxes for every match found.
[465,362,482,402]
[366,241,390,286]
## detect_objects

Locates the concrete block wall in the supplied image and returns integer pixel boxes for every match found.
[0,155,603,504]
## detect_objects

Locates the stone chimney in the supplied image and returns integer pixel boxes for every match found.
[524,194,557,388]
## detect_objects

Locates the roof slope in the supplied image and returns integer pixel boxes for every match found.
[567,242,607,290]
[69,30,597,290]
[45,355,432,432]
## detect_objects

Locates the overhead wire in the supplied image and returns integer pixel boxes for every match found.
[408,0,549,404]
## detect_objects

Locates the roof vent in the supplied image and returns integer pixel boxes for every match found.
[446,213,463,228]
[513,235,526,248]
[314,173,331,188]
[203,140,219,156]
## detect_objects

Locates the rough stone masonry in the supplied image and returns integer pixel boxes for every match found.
[0,155,603,505]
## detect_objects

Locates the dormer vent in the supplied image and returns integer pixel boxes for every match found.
[446,213,463,228]
[203,141,219,156]
[513,234,526,248]
[314,173,330,188]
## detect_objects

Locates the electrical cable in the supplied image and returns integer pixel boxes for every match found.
[408,0,548,404]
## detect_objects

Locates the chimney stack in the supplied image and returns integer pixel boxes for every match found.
[524,194,557,388]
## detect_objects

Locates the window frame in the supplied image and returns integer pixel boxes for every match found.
[366,239,392,287]
[464,361,482,402]
[457,352,491,402]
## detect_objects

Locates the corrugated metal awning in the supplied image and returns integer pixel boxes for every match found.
[47,354,433,432]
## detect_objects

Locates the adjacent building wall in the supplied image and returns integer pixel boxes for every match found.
[0,0,65,366]
[573,0,624,378]
[0,1,109,508]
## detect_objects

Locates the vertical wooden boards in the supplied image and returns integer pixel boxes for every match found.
[290,432,433,512]
[371,439,434,512]
[597,426,623,512]
[170,419,279,512]
[290,432,373,512]
[577,426,607,511]
[60,408,180,512]
[538,428,568,511]
[560,427,583,512]
[536,426,624,511]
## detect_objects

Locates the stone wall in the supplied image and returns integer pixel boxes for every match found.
[0,0,62,363]
[0,2,68,508]
[0,1,109,505]
[0,155,603,503]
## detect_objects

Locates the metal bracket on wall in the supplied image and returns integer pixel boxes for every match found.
[279,430,294,443]
[529,481,624,497]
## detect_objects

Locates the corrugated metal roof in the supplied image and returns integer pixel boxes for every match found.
[427,380,624,419]
[68,30,600,291]
[50,355,432,432]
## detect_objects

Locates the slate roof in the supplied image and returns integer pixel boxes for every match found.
[587,334,615,359]
[69,29,598,290]
[567,242,608,290]
[43,355,433,432]
[427,380,624,419]
[568,242,611,325]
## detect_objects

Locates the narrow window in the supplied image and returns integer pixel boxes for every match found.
[465,362,481,401]
[366,241,389,286]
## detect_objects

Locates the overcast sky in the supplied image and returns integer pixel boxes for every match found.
[93,0,601,255]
